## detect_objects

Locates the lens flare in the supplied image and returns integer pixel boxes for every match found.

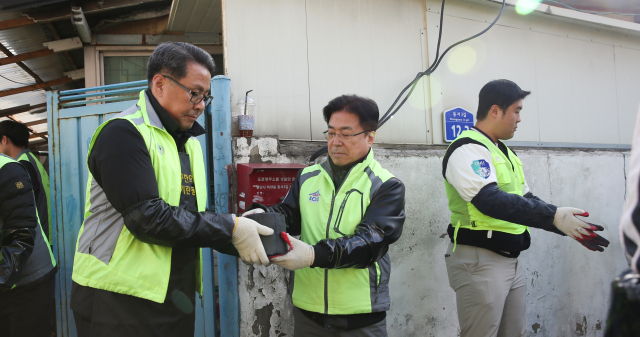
[447,45,477,75]
[516,0,542,15]
[408,76,429,109]
[406,76,443,110]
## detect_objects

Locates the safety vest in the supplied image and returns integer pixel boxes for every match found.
[16,149,51,240]
[0,154,55,288]
[444,130,528,248]
[72,91,207,303]
[294,151,394,315]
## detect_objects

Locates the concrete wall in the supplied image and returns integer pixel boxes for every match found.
[232,137,630,337]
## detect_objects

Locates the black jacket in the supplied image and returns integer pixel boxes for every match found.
[252,154,406,269]
[0,160,39,289]
[85,91,237,252]
[250,154,405,330]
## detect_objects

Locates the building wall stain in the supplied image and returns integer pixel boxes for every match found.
[532,322,541,333]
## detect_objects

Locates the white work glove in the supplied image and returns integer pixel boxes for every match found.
[553,207,592,239]
[231,216,274,266]
[241,208,265,217]
[553,207,610,252]
[270,233,315,271]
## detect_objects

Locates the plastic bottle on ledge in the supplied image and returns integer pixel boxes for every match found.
[236,93,255,138]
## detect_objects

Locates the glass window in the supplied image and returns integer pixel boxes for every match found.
[103,56,149,85]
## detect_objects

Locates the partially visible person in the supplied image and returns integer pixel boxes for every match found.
[0,121,51,241]
[605,106,640,337]
[0,153,57,337]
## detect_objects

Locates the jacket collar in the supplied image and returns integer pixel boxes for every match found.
[15,148,31,161]
[320,149,374,188]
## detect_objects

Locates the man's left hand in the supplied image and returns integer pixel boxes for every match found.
[270,233,315,271]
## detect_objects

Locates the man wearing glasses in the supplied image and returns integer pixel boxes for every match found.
[70,42,272,336]
[244,95,406,336]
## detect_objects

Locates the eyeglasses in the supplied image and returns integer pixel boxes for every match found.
[162,75,213,106]
[323,130,369,143]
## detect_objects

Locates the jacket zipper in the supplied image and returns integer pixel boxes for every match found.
[324,190,336,315]
[323,164,357,315]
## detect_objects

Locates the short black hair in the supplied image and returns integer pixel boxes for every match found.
[147,42,216,88]
[477,79,530,120]
[0,120,29,148]
[322,95,379,131]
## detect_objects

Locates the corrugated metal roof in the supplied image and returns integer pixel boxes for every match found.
[167,0,222,34]
[0,10,75,146]
[0,88,45,109]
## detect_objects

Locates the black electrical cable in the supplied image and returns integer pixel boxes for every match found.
[0,74,33,85]
[309,0,506,162]
[379,0,506,127]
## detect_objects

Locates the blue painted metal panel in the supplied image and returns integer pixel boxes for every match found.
[49,81,223,336]
[211,75,240,337]
[194,108,216,337]
[61,95,139,108]
[48,91,70,337]
[60,80,148,95]
[59,100,137,119]
[60,86,148,101]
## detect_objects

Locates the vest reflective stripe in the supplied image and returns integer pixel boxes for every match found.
[0,154,55,288]
[294,151,394,315]
[444,130,528,249]
[72,91,207,303]
[16,149,51,240]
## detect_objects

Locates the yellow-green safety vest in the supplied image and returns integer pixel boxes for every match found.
[295,150,394,315]
[444,130,528,251]
[72,91,207,303]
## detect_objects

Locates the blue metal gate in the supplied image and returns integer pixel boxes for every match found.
[47,76,239,336]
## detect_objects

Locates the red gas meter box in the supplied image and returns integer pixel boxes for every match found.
[236,163,306,214]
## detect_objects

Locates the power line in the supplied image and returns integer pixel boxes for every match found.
[309,0,507,161]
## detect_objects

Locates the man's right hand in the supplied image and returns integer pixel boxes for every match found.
[231,216,273,266]
[553,207,610,252]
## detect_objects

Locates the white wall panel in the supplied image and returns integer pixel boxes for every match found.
[534,34,618,144]
[224,0,640,145]
[425,0,640,145]
[305,0,429,143]
[425,13,540,143]
[224,0,311,139]
[614,46,640,144]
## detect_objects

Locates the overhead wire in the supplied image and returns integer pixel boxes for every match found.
[379,0,505,127]
[309,0,507,162]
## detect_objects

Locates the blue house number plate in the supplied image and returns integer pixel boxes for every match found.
[443,107,474,142]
